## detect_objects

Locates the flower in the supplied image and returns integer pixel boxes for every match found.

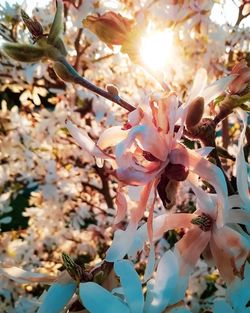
[66,68,234,265]
[128,110,250,283]
[80,251,191,313]
[83,12,133,47]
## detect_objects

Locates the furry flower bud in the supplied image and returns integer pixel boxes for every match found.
[21,9,43,41]
[1,42,45,62]
[228,61,250,95]
[53,61,76,82]
[106,84,119,96]
[83,12,133,47]
[185,96,204,129]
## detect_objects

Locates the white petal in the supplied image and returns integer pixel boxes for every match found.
[0,267,56,284]
[97,126,128,150]
[114,260,144,313]
[38,282,77,313]
[80,282,130,313]
[202,75,235,105]
[188,68,207,104]
[66,120,110,159]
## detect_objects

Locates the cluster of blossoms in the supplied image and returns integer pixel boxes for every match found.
[0,0,250,312]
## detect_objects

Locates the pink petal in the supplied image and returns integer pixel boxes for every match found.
[175,227,211,274]
[128,213,195,258]
[0,267,56,284]
[116,167,160,186]
[66,120,111,159]
[106,181,153,261]
[97,126,129,150]
[169,145,228,227]
[211,226,250,283]
[114,188,128,224]
[236,110,250,208]
[210,234,235,283]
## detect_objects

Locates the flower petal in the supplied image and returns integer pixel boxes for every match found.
[202,75,236,105]
[114,189,128,224]
[236,110,250,209]
[187,68,207,104]
[169,146,228,227]
[97,126,129,150]
[128,213,194,258]
[38,275,77,313]
[114,260,144,313]
[145,250,188,313]
[66,120,111,159]
[80,282,130,313]
[106,182,153,261]
[175,227,211,274]
[0,267,56,284]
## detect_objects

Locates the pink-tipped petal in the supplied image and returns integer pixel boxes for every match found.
[175,227,211,274]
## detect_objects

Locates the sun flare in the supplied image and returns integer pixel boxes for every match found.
[140,30,174,71]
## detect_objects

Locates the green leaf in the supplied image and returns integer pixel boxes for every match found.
[2,42,45,62]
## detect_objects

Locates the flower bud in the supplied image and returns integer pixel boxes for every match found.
[83,12,133,46]
[228,61,250,95]
[185,96,204,129]
[21,9,43,41]
[106,84,119,96]
[53,61,76,82]
[62,252,85,282]
[1,42,45,62]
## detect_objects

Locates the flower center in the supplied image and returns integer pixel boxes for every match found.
[191,213,213,232]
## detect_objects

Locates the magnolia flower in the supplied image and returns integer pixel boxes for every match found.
[80,251,191,313]
[128,110,250,283]
[66,68,233,267]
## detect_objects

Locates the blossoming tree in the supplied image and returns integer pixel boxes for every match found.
[0,0,249,312]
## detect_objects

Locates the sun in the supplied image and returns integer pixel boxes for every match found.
[140,29,174,71]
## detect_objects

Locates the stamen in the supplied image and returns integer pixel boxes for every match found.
[191,213,213,232]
